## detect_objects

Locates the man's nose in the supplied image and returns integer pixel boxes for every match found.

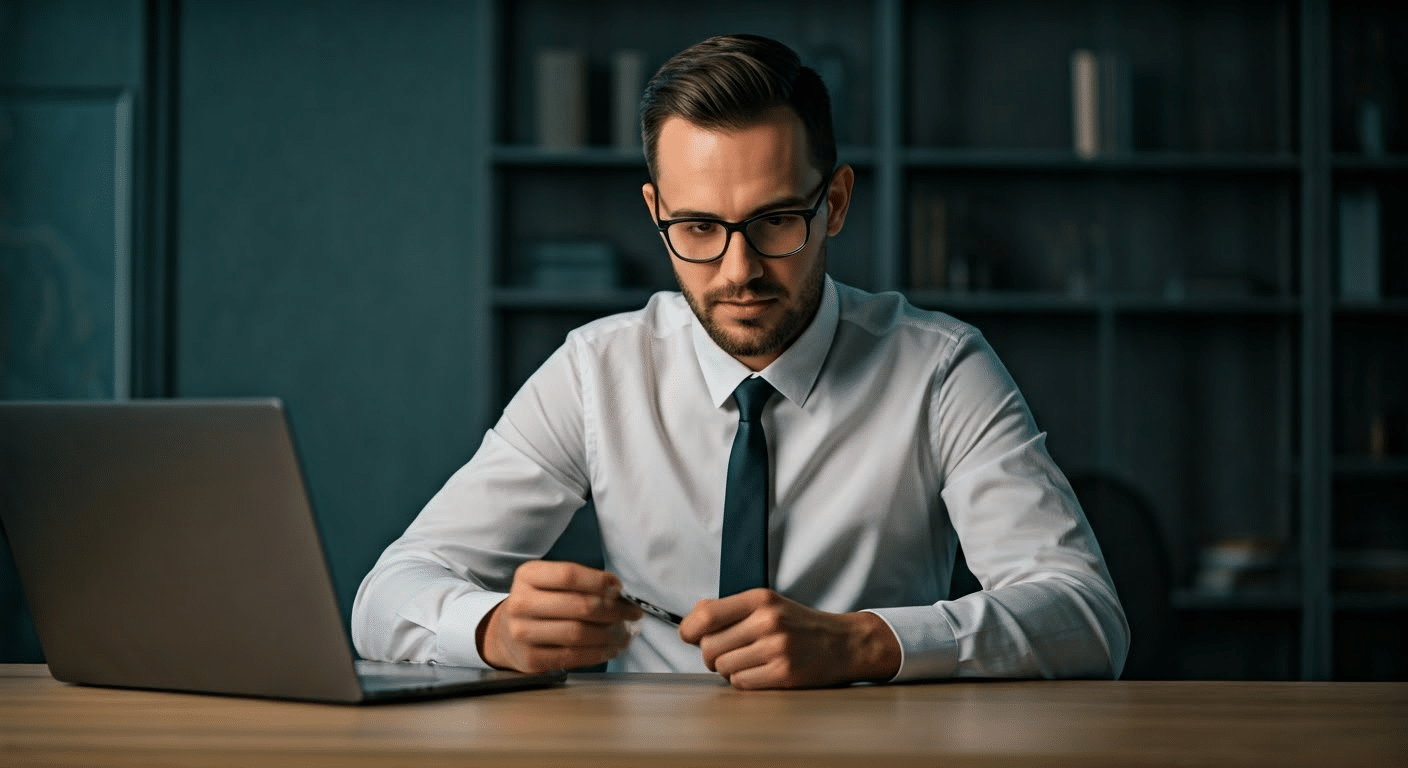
[717,229,764,285]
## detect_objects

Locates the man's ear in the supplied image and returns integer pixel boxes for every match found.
[642,182,658,224]
[825,164,856,237]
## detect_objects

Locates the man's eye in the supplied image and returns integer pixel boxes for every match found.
[685,221,719,235]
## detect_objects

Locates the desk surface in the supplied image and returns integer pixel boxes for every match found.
[2,664,1405,767]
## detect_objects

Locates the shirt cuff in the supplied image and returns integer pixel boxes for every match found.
[863,606,959,683]
[434,590,509,667]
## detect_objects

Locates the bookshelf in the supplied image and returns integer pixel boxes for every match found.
[1326,0,1408,682]
[471,0,1406,680]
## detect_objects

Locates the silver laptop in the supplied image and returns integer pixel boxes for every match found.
[0,399,565,703]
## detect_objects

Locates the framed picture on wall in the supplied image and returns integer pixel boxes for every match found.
[0,89,134,401]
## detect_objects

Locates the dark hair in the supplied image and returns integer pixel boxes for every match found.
[640,34,836,181]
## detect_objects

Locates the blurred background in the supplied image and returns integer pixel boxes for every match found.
[1,0,1403,680]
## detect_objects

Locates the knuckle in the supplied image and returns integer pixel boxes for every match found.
[542,560,572,584]
[697,636,720,661]
[561,622,591,646]
[751,659,795,690]
[698,644,721,672]
[580,593,607,620]
[764,631,791,656]
[529,559,577,589]
[560,595,586,621]
[756,605,784,632]
[565,562,591,587]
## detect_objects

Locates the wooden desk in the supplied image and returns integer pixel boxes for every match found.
[1,664,1404,767]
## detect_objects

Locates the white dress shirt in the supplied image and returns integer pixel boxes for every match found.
[352,277,1129,681]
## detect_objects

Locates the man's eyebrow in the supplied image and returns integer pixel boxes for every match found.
[662,191,813,220]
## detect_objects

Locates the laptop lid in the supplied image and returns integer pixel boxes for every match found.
[0,399,563,703]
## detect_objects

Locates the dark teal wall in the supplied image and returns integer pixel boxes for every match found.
[175,0,486,620]
[2,0,491,659]
[0,0,142,87]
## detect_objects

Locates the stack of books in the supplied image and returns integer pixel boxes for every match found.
[531,241,618,291]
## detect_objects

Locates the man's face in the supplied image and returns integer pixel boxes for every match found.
[643,107,853,371]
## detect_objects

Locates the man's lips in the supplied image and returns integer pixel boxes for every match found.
[711,291,780,305]
[713,297,777,319]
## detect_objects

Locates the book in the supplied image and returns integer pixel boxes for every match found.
[1338,189,1381,300]
[1071,50,1100,159]
[1196,538,1287,595]
[532,241,618,290]
[612,50,646,149]
[1070,49,1132,159]
[535,49,588,149]
[909,192,950,291]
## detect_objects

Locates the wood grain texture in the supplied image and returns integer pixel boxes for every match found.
[2,665,1405,767]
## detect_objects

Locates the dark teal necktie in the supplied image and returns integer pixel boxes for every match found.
[720,377,776,598]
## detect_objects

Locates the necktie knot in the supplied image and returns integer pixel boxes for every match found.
[733,377,775,423]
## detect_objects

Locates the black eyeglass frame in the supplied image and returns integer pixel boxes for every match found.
[651,169,835,264]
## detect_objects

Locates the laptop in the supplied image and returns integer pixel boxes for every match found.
[0,399,566,703]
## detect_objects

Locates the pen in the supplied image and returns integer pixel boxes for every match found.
[618,591,684,626]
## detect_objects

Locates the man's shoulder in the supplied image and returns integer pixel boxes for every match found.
[832,281,979,347]
[566,290,693,348]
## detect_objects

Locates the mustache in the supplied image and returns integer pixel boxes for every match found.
[706,277,787,303]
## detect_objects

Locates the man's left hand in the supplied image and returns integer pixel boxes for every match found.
[678,589,902,690]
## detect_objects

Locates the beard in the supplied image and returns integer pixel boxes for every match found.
[676,241,827,362]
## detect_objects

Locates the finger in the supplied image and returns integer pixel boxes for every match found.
[515,588,640,624]
[692,605,771,670]
[515,560,622,594]
[679,589,770,645]
[515,643,627,674]
[710,630,785,679]
[508,617,633,649]
[725,657,795,690]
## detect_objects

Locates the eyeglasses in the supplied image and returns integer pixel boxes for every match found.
[652,170,834,264]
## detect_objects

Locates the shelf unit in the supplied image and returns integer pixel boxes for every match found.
[1325,0,1408,682]
[471,0,1407,679]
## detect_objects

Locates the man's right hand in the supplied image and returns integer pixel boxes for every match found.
[477,560,644,673]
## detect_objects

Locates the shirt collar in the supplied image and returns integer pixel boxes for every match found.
[692,276,839,410]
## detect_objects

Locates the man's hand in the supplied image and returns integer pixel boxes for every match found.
[478,560,643,673]
[678,589,901,690]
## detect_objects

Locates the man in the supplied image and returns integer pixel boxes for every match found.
[352,34,1127,689]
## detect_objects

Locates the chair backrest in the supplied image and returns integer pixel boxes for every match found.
[949,472,1177,679]
[1067,473,1177,680]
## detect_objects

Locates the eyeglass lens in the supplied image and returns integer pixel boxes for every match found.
[666,214,809,261]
